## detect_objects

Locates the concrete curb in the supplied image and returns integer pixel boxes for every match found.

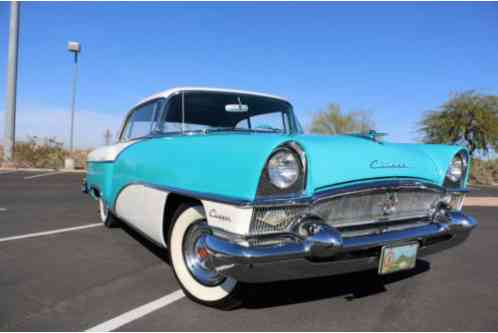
[0,167,86,173]
[470,184,498,189]
[464,197,498,207]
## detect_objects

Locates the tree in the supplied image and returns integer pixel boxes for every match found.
[309,103,374,135]
[419,91,498,156]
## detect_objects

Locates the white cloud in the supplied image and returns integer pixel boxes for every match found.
[0,106,122,149]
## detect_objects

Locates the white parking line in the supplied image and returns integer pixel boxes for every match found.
[0,223,102,243]
[86,289,185,332]
[0,208,7,212]
[24,171,64,179]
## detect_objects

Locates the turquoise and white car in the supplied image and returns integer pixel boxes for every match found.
[84,87,477,308]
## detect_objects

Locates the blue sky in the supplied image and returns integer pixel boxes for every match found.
[0,2,497,148]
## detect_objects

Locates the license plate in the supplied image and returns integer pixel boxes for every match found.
[379,242,419,274]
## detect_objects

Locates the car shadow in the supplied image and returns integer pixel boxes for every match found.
[119,222,171,265]
[119,222,430,309]
[240,260,430,309]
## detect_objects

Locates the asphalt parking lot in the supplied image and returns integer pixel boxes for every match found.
[1,171,497,331]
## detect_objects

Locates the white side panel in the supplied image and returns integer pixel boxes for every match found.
[115,184,144,227]
[115,184,168,246]
[87,141,139,162]
[202,200,253,236]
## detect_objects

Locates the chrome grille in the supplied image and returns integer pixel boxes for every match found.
[311,189,441,227]
[250,188,443,235]
[337,218,432,238]
[251,206,305,235]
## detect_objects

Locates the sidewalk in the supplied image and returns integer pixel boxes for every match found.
[0,167,86,173]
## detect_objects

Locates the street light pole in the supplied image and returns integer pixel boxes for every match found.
[3,1,20,164]
[67,41,81,152]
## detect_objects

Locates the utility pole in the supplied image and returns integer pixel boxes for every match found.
[67,41,81,152]
[103,129,112,146]
[3,1,20,164]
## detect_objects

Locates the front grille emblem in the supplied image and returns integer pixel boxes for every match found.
[381,192,399,216]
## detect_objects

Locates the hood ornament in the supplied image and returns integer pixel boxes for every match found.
[381,192,399,216]
[367,130,387,142]
[348,130,387,143]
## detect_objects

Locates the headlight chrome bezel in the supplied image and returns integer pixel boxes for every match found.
[256,142,307,197]
[444,151,469,188]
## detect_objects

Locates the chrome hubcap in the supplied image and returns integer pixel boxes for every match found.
[183,220,224,286]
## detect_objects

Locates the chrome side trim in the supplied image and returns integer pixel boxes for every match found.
[85,160,115,164]
[112,179,468,209]
[251,193,312,207]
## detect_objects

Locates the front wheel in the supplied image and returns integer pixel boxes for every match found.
[168,204,242,309]
[98,197,120,228]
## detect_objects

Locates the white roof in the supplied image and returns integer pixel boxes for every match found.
[134,86,290,108]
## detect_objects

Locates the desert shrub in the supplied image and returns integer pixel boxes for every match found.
[470,158,498,185]
[1,138,91,169]
[67,149,91,169]
[14,137,66,169]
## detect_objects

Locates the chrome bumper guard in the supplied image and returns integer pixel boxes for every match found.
[205,211,477,283]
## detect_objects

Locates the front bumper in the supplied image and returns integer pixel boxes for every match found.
[205,211,477,283]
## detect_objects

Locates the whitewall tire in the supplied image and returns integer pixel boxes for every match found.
[169,204,242,309]
[98,197,120,228]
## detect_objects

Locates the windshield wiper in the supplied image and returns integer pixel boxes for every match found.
[151,127,284,135]
[205,127,283,134]
[204,127,252,133]
[252,125,282,133]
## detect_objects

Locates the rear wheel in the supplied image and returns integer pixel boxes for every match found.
[98,197,120,228]
[168,204,242,309]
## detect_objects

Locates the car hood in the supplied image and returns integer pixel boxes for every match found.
[292,134,460,193]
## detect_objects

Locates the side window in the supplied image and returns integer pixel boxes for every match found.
[121,102,157,141]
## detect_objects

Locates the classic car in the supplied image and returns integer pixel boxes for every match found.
[84,87,477,309]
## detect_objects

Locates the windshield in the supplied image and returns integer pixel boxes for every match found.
[154,91,298,134]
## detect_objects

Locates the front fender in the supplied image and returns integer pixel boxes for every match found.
[108,134,294,207]
[407,144,470,186]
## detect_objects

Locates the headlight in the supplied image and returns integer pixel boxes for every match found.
[267,149,300,189]
[446,153,467,183]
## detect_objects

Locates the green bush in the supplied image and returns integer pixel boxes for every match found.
[1,138,91,170]
[470,158,498,185]
[14,137,66,169]
[66,149,91,170]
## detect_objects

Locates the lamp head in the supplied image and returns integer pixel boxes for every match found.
[67,41,81,53]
